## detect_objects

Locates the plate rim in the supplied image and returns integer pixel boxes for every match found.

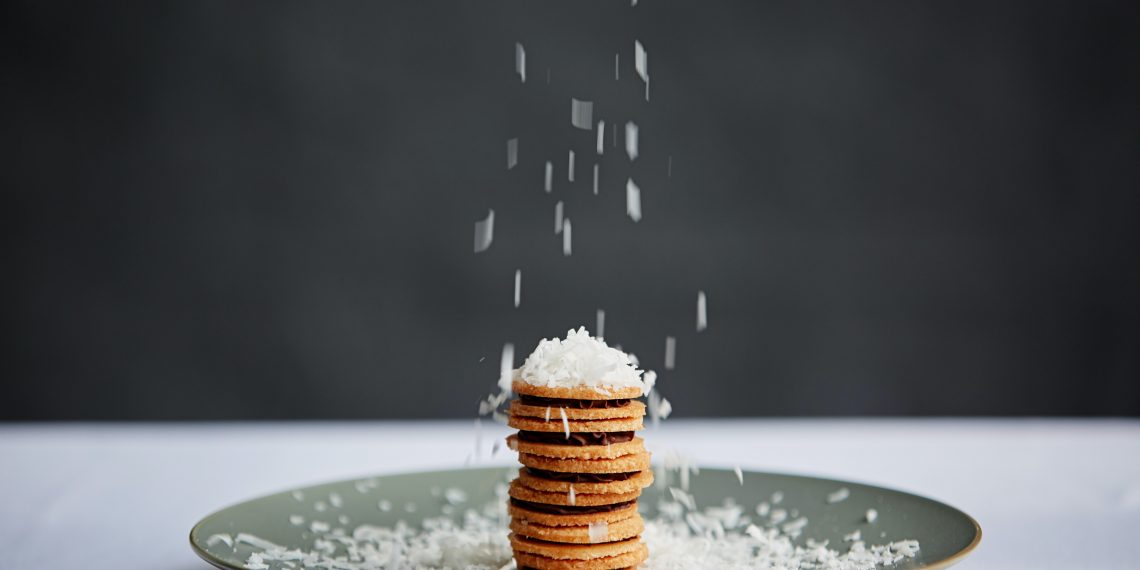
[189,466,981,570]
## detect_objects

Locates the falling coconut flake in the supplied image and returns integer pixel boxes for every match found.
[559,407,570,438]
[499,343,515,392]
[568,485,576,506]
[625,121,639,161]
[827,487,850,504]
[596,309,606,340]
[474,209,494,253]
[593,164,600,195]
[568,150,575,182]
[596,121,606,154]
[664,336,676,370]
[544,161,553,192]
[562,219,572,256]
[588,521,609,543]
[866,508,879,523]
[513,270,521,308]
[555,201,564,234]
[734,466,744,486]
[507,138,518,170]
[635,40,648,82]
[614,53,620,80]
[570,98,593,130]
[697,291,708,332]
[626,179,642,222]
[515,43,526,83]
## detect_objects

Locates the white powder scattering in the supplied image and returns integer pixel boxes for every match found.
[635,40,648,82]
[544,161,553,192]
[559,408,570,438]
[596,309,606,340]
[513,269,521,308]
[588,521,609,543]
[568,150,575,182]
[733,466,744,486]
[596,121,605,154]
[568,484,576,506]
[592,163,600,195]
[516,327,648,393]
[508,137,522,168]
[664,336,676,370]
[625,121,639,161]
[515,42,526,83]
[827,487,850,504]
[562,218,572,256]
[499,343,515,393]
[554,201,564,234]
[570,98,593,130]
[206,533,233,548]
[289,515,304,526]
[473,209,494,253]
[697,291,708,332]
[866,508,879,523]
[626,178,642,222]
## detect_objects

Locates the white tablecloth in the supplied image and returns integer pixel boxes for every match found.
[1,419,1137,569]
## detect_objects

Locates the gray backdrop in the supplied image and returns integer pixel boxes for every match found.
[5,1,1138,419]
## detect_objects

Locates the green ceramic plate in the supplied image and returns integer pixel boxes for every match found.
[190,467,980,569]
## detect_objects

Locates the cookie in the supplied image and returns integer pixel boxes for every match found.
[510,399,646,421]
[513,380,644,401]
[515,544,647,570]
[507,435,645,460]
[511,514,644,544]
[516,468,654,495]
[510,534,643,559]
[510,480,641,506]
[508,501,638,527]
[519,451,651,474]
[508,415,644,433]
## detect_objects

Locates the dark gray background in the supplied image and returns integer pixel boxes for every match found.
[4,1,1138,420]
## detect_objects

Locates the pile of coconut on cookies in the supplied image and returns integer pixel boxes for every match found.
[504,327,655,570]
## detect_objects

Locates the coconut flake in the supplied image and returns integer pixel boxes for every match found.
[516,327,647,393]
[596,121,605,154]
[559,408,570,438]
[625,121,639,161]
[571,98,593,130]
[544,406,551,422]
[635,40,648,82]
[567,150,575,182]
[554,201,564,234]
[377,499,391,511]
[206,533,233,548]
[592,164,600,195]
[507,138,518,170]
[696,291,709,332]
[733,466,744,486]
[544,161,553,192]
[866,508,878,523]
[562,218,572,256]
[568,484,576,505]
[515,42,526,83]
[499,343,515,393]
[474,209,494,253]
[595,309,606,340]
[514,270,521,308]
[614,53,620,80]
[588,521,609,543]
[827,487,850,504]
[664,336,676,370]
[289,515,304,526]
[626,179,642,222]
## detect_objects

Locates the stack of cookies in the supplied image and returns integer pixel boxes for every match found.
[506,379,652,570]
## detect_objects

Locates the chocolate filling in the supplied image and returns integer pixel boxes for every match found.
[518,430,635,446]
[510,498,633,515]
[524,467,638,483]
[517,394,631,409]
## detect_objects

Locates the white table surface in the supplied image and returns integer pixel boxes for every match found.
[1,419,1137,570]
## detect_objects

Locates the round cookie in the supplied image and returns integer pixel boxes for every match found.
[511,514,644,544]
[510,399,646,421]
[508,435,645,460]
[508,415,644,433]
[509,480,641,506]
[517,468,654,495]
[509,501,638,527]
[510,534,643,560]
[513,380,644,401]
[515,545,647,570]
[519,451,651,474]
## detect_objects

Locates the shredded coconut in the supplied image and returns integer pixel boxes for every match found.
[697,291,707,331]
[866,508,878,523]
[567,150,575,182]
[827,487,850,504]
[626,178,642,222]
[587,521,608,543]
[592,163,599,195]
[561,219,571,256]
[544,161,552,192]
[733,466,744,486]
[625,121,639,161]
[554,201,564,234]
[473,210,494,253]
[570,98,593,130]
[515,43,526,83]
[515,327,648,393]
[506,138,518,170]
[596,121,605,154]
[513,270,521,308]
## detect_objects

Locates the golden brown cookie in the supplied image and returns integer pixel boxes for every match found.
[516,468,653,495]
[510,514,644,544]
[510,399,646,421]
[513,380,644,400]
[519,451,651,474]
[510,534,643,559]
[509,501,638,527]
[507,435,645,460]
[508,415,644,433]
[515,545,647,570]
[509,479,641,506]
